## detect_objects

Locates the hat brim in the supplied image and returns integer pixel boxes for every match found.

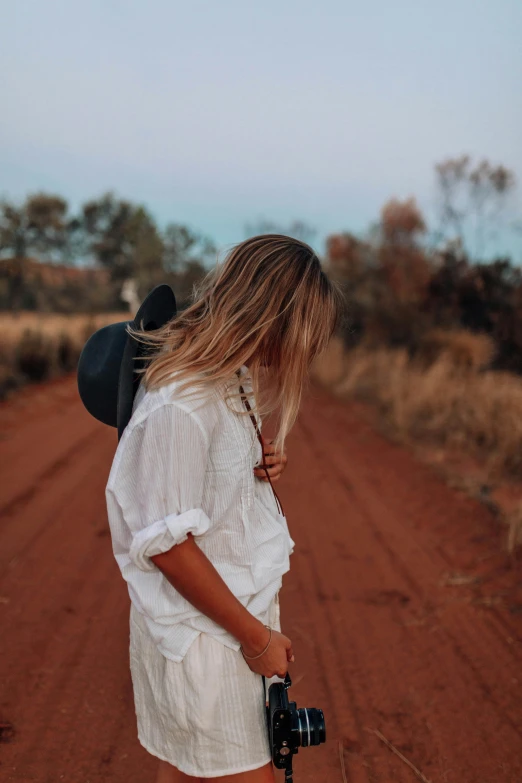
[77,321,130,428]
[117,284,177,439]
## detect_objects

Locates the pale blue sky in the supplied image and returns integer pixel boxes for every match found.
[1,0,521,259]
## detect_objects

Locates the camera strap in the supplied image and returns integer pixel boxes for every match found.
[238,381,285,518]
[237,377,293,777]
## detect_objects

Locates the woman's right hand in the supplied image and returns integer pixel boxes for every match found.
[241,628,294,678]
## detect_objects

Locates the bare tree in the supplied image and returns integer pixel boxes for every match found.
[434,155,516,259]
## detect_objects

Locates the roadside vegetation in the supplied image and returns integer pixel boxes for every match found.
[312,156,522,552]
[312,335,522,552]
[313,332,522,478]
[0,312,123,400]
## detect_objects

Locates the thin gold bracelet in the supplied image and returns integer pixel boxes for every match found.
[240,625,272,660]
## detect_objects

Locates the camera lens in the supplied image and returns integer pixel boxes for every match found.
[296,707,326,747]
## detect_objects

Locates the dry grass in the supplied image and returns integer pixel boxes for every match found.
[0,311,126,342]
[418,328,496,371]
[337,347,522,477]
[314,336,522,479]
[0,311,128,399]
[312,334,522,551]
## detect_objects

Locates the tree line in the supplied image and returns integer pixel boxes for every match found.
[327,156,521,373]
[0,192,216,311]
[1,155,520,374]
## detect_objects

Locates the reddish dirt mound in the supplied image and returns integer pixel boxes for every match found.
[1,376,521,782]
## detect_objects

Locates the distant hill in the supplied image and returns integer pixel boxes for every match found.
[1,257,109,285]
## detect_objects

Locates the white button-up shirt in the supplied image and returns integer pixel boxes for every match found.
[105,365,295,662]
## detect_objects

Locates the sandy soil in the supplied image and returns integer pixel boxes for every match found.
[1,376,521,783]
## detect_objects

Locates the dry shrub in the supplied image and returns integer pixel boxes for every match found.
[16,329,55,381]
[56,332,80,372]
[0,311,127,399]
[418,329,495,371]
[333,346,522,479]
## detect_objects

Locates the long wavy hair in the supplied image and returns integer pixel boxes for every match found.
[130,234,344,454]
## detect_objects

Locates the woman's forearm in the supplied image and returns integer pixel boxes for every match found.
[150,534,269,653]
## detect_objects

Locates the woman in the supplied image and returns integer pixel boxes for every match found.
[105,234,342,782]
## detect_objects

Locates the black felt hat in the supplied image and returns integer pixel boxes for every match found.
[77,284,177,439]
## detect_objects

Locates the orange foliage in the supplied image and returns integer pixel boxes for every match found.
[378,198,431,305]
[381,197,426,245]
[325,234,364,278]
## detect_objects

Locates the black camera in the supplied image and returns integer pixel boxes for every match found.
[265,673,326,781]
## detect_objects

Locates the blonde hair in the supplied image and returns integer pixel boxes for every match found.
[131,234,344,454]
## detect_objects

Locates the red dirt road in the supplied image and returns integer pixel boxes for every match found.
[1,376,521,783]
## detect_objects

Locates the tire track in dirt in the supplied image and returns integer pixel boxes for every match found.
[0,380,103,513]
[0,379,150,783]
[307,398,522,727]
[0,428,101,520]
[283,435,439,782]
[1,376,521,782]
[283,387,522,782]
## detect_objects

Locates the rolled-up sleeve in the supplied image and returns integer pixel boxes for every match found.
[110,403,212,572]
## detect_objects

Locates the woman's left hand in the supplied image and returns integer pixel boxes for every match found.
[253,438,287,483]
